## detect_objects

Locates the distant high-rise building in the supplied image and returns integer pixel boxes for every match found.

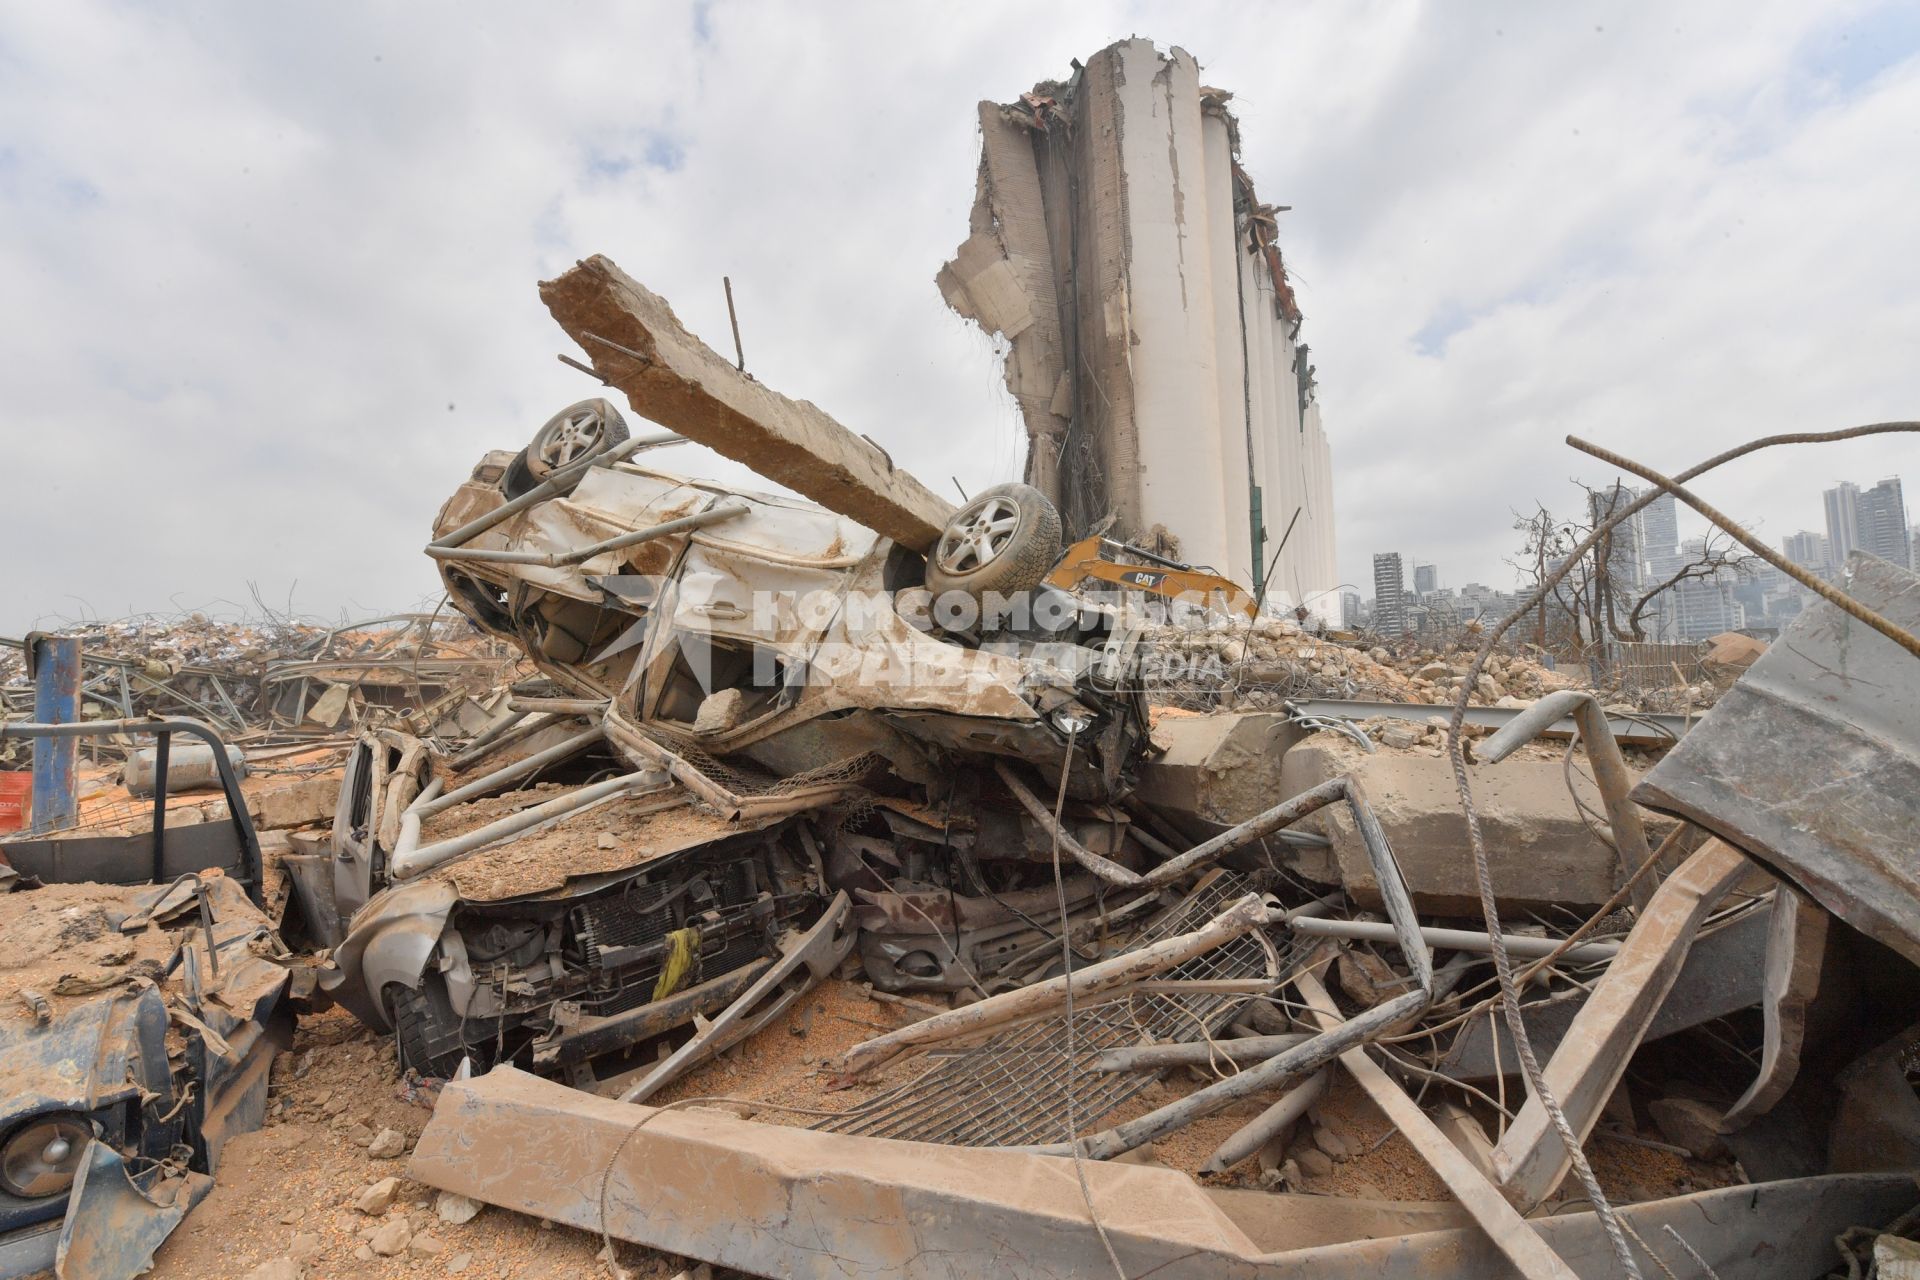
[1340,590,1363,629]
[1372,552,1407,638]
[1782,530,1831,574]
[1413,562,1438,598]
[1858,478,1911,568]
[1637,490,1679,564]
[1824,482,1862,566]
[1671,575,1745,641]
[1588,483,1642,593]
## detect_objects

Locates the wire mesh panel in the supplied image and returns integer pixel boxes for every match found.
[812,873,1298,1147]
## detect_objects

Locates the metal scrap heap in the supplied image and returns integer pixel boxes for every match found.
[3,34,1918,1280]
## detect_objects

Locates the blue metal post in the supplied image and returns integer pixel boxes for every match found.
[30,634,80,833]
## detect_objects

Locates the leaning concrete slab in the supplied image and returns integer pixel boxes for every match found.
[541,255,955,551]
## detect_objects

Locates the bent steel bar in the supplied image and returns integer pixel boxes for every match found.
[426,500,749,568]
[425,431,682,553]
[997,761,1350,892]
[1481,688,1657,911]
[0,716,263,906]
[1018,775,1433,1162]
[388,770,675,880]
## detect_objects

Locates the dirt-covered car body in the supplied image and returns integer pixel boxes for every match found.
[431,450,1147,798]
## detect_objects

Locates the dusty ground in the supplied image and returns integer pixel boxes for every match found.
[140,973,1736,1280]
[149,1005,695,1280]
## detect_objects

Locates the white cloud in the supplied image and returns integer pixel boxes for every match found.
[1,0,1915,631]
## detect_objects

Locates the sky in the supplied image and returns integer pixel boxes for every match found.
[2,0,1917,632]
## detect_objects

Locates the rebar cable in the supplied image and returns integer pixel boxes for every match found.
[1445,420,1918,1278]
[1048,725,1130,1280]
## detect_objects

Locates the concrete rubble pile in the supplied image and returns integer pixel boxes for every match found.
[4,35,1918,1280]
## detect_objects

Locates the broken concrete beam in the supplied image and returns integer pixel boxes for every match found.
[540,255,955,551]
[413,1066,1286,1278]
[1135,712,1310,835]
[1277,740,1674,913]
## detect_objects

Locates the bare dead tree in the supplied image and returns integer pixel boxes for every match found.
[1514,485,1758,654]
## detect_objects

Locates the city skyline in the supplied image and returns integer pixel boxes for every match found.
[1359,469,1909,639]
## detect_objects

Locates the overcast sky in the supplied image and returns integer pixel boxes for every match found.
[3,1,1917,633]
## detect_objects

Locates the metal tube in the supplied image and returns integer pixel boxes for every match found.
[1024,778,1433,1162]
[997,761,1350,891]
[389,770,667,880]
[29,634,80,833]
[417,725,606,819]
[448,710,539,771]
[426,432,678,552]
[426,500,747,568]
[1285,916,1621,964]
[1088,1033,1310,1074]
[1481,689,1658,913]
[1201,1069,1328,1174]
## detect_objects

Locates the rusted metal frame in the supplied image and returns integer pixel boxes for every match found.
[0,717,263,906]
[426,499,749,569]
[1293,970,1580,1280]
[1023,778,1432,1162]
[996,760,1350,890]
[534,958,776,1070]
[836,894,1272,1078]
[425,431,677,553]
[1488,837,1750,1208]
[1481,688,1658,911]
[618,891,856,1103]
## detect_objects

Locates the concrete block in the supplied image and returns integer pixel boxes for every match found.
[1136,712,1307,829]
[1276,740,1671,913]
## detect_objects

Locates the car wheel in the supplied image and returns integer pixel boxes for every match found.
[523,398,631,483]
[924,482,1062,605]
[388,981,489,1080]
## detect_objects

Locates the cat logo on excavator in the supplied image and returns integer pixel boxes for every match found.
[1045,537,1258,619]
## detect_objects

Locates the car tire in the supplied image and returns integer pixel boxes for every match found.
[523,399,631,483]
[924,482,1063,605]
[389,981,487,1080]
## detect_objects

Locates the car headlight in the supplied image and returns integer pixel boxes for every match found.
[0,1113,91,1199]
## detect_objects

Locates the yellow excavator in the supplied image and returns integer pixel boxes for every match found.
[1044,536,1259,619]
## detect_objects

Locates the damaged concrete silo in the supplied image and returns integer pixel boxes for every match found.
[939,38,1339,622]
